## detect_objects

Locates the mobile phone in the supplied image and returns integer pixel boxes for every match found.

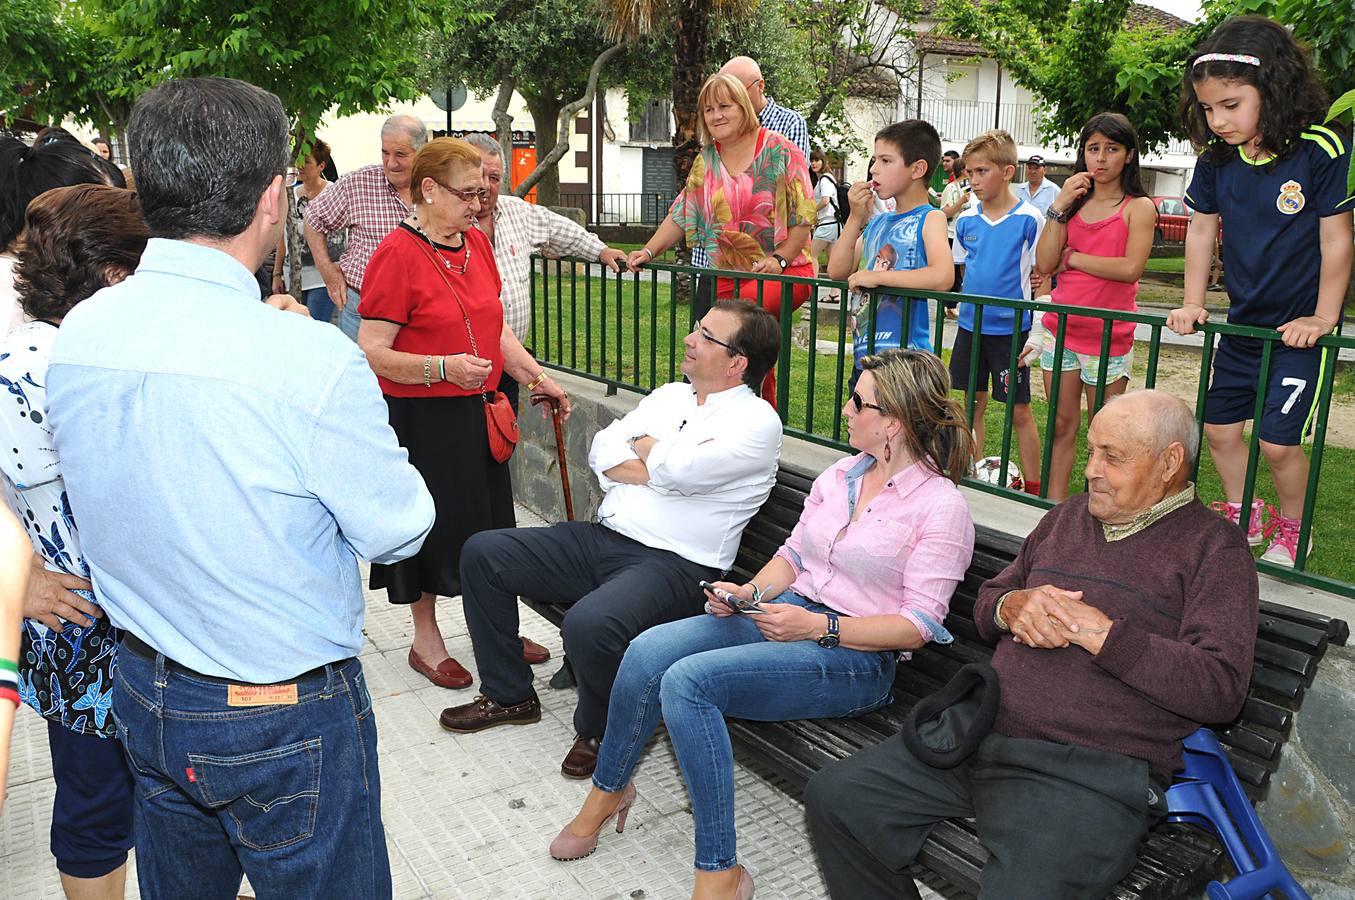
[699,580,765,613]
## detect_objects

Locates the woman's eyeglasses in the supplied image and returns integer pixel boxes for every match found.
[850,390,884,413]
[434,181,491,203]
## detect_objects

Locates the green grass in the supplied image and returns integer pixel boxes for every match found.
[528,272,1355,591]
[1143,256,1186,274]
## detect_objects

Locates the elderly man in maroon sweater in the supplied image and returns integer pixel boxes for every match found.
[806,390,1258,900]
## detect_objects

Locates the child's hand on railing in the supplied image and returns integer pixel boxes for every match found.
[847,270,877,292]
[1018,342,1038,368]
[1276,315,1334,349]
[1166,304,1209,335]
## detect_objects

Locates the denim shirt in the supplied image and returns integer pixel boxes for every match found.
[777,454,974,653]
[47,239,434,683]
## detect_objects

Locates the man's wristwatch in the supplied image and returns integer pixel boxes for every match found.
[817,612,841,649]
[771,253,788,271]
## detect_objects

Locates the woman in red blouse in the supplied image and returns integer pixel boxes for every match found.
[358,137,569,690]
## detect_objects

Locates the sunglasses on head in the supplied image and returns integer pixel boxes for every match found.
[850,390,884,413]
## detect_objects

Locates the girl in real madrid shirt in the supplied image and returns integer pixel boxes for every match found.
[1168,16,1354,567]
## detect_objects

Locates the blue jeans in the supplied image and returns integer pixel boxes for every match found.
[593,593,897,871]
[112,646,389,900]
[302,285,336,327]
[338,285,361,342]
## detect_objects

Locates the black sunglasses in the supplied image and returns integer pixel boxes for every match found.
[850,390,884,413]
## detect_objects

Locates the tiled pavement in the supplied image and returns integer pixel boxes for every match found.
[0,505,945,899]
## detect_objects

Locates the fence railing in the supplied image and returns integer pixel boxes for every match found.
[528,256,1355,600]
[917,98,1196,156]
[557,191,679,227]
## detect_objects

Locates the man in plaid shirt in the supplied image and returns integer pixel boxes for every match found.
[303,114,426,342]
[463,134,626,407]
[689,56,812,317]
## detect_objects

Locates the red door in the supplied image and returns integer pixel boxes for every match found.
[512,147,538,204]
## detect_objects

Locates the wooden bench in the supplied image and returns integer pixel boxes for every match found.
[521,462,1349,899]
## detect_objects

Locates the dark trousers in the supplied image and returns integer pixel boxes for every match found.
[459,521,715,737]
[692,272,716,323]
[806,731,1163,900]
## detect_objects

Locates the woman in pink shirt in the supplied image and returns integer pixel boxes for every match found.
[548,350,975,900]
[1027,113,1156,500]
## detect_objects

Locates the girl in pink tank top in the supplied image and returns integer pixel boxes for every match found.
[1027,113,1158,499]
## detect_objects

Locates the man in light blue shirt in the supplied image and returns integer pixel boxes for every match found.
[47,77,433,900]
[1015,155,1059,216]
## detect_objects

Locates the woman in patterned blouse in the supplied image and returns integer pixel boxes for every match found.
[627,73,817,405]
[0,184,147,899]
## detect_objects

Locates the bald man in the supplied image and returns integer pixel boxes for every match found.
[807,390,1259,899]
[689,56,813,317]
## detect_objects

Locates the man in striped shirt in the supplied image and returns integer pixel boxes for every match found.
[303,115,426,342]
[690,56,812,316]
[463,134,626,407]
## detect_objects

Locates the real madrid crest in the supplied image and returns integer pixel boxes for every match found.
[1276,180,1305,215]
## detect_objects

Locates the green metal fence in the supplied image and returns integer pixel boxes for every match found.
[528,255,1355,600]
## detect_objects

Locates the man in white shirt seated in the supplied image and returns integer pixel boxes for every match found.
[442,301,785,778]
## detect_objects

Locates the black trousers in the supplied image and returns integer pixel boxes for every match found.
[692,272,716,323]
[459,521,715,738]
[806,731,1164,900]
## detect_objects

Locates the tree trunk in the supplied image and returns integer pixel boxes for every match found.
[491,78,515,193]
[523,92,565,207]
[671,0,711,190]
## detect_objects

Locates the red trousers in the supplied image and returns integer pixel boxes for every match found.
[715,263,814,406]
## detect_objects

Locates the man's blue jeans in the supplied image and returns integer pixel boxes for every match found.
[302,285,336,327]
[112,645,390,900]
[338,286,361,343]
[592,593,897,871]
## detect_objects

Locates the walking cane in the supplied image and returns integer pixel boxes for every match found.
[530,394,574,522]
[530,394,578,689]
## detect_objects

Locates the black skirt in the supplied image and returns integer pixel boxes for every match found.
[370,394,515,604]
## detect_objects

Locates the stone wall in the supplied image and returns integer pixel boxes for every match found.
[510,371,1355,896]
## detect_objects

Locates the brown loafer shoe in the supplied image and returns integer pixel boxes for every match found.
[440,693,541,733]
[521,635,551,665]
[561,735,601,779]
[408,649,472,689]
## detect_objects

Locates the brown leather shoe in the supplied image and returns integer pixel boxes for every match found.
[521,635,551,665]
[439,693,541,733]
[561,735,601,779]
[408,649,472,689]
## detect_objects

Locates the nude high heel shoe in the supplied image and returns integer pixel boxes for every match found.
[736,866,754,899]
[549,783,637,861]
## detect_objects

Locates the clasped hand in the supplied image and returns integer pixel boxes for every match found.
[1003,585,1111,654]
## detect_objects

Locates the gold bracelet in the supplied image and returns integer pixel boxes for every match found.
[994,592,1015,632]
[423,355,433,388]
[526,371,549,391]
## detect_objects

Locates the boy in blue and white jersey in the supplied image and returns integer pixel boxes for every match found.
[949,129,1044,493]
[827,120,954,392]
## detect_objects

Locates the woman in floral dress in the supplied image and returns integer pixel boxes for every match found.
[0,184,148,899]
[627,73,816,405]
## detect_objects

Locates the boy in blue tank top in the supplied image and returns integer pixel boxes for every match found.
[827,120,954,391]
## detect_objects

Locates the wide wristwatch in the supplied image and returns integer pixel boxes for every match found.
[772,253,788,271]
[817,612,841,649]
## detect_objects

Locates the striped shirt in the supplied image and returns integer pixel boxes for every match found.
[482,195,606,340]
[302,164,411,292]
[691,96,811,268]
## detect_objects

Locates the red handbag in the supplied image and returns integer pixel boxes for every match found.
[407,229,518,463]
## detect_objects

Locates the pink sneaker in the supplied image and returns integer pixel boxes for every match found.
[1261,514,1313,567]
[1210,499,1268,546]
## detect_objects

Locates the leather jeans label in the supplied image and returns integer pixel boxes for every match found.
[227,684,299,706]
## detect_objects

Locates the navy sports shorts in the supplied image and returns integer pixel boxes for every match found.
[1204,335,1326,446]
[948,327,1032,404]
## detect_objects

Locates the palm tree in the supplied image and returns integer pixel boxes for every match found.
[600,0,738,186]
